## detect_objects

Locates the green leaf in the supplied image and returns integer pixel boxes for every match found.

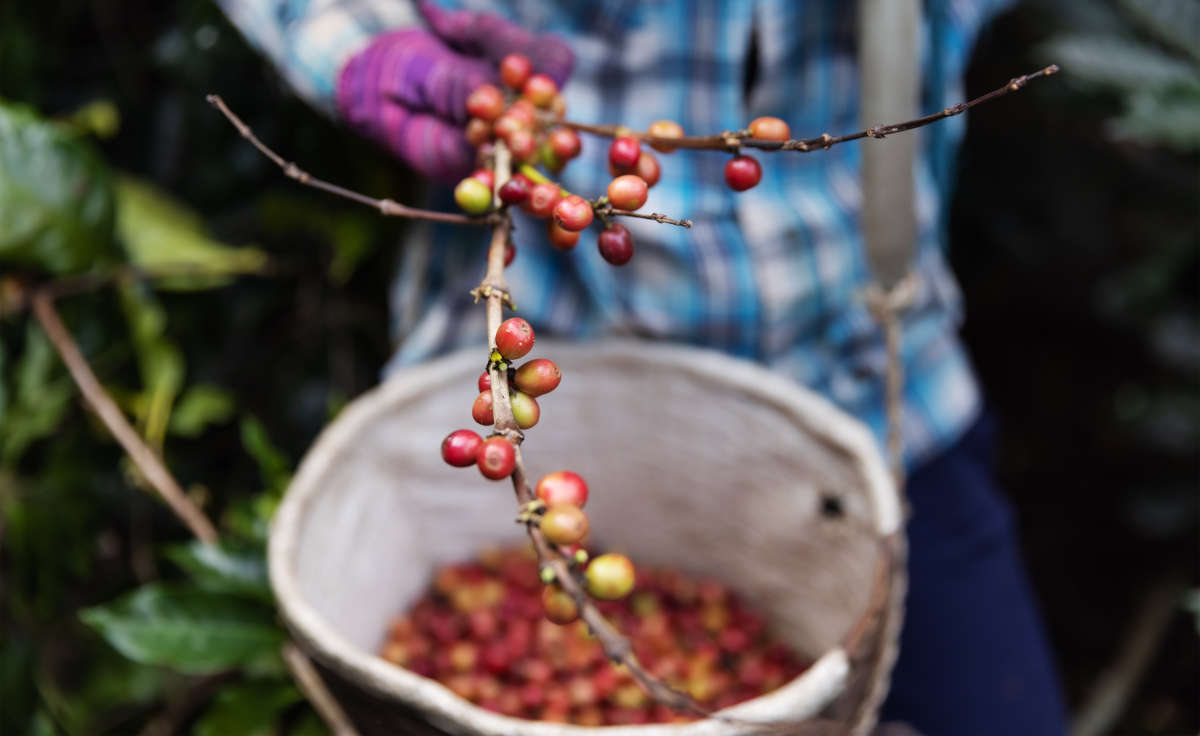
[1109,87,1200,149]
[116,176,268,291]
[1044,35,1199,92]
[289,709,331,736]
[118,284,184,451]
[165,540,271,601]
[0,102,117,274]
[0,322,74,465]
[33,642,168,736]
[79,583,284,675]
[240,416,291,498]
[192,680,302,736]
[169,384,235,437]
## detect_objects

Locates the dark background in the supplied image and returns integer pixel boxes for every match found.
[1,0,1196,733]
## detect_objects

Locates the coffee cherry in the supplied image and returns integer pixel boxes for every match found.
[495,317,534,360]
[585,553,635,600]
[546,221,580,251]
[527,182,561,218]
[470,168,495,191]
[510,390,540,429]
[539,143,563,174]
[498,176,530,206]
[506,99,538,127]
[499,53,533,90]
[492,114,526,142]
[540,504,589,545]
[472,391,494,426]
[635,152,661,188]
[465,118,492,146]
[597,223,634,266]
[608,136,641,171]
[477,436,515,479]
[477,371,491,393]
[441,429,483,467]
[505,241,516,266]
[647,120,684,152]
[454,177,492,214]
[606,175,648,211]
[466,84,505,122]
[542,586,579,625]
[513,358,561,396]
[552,194,594,232]
[506,128,537,163]
[522,74,558,108]
[724,155,762,192]
[748,116,790,141]
[548,128,582,160]
[535,470,588,508]
[549,94,567,118]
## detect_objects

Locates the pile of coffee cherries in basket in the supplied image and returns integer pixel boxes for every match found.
[379,544,810,725]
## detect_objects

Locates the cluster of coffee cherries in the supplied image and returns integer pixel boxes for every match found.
[441,317,554,480]
[380,545,810,725]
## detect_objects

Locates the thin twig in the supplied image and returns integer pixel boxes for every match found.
[283,643,362,736]
[558,65,1059,154]
[31,290,219,542]
[207,94,500,226]
[594,204,693,228]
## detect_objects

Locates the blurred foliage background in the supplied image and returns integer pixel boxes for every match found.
[0,0,1195,734]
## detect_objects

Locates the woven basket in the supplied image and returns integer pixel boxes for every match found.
[270,340,905,735]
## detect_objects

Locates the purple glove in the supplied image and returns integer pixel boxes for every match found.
[337,2,573,183]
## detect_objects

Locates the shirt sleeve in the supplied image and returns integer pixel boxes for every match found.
[215,0,423,114]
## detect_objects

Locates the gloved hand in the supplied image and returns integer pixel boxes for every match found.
[337,1,573,182]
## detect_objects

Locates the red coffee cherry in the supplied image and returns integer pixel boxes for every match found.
[635,152,661,188]
[498,176,531,206]
[441,429,483,467]
[647,119,684,152]
[527,182,561,218]
[608,136,641,171]
[724,155,762,191]
[495,317,534,360]
[476,436,515,479]
[472,391,494,426]
[506,99,538,127]
[499,53,533,90]
[522,74,558,108]
[454,177,492,214]
[547,221,580,251]
[506,128,538,163]
[510,390,541,429]
[535,470,588,508]
[748,116,791,141]
[513,358,561,397]
[465,118,492,146]
[540,504,589,545]
[492,114,526,142]
[466,84,505,122]
[542,586,579,625]
[548,128,582,161]
[585,553,635,600]
[470,168,495,191]
[606,175,648,211]
[504,241,516,266]
[597,223,634,266]
[552,194,594,232]
[477,371,491,393]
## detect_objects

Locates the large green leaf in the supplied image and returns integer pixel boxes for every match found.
[165,540,271,601]
[116,176,267,290]
[192,680,302,736]
[0,103,117,274]
[169,384,235,437]
[79,583,284,675]
[0,322,74,466]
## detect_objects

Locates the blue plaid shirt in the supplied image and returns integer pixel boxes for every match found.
[220,0,1013,467]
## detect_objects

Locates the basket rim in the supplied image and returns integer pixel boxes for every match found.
[269,339,899,734]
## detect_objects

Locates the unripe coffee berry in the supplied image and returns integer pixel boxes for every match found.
[597,223,634,266]
[495,318,534,360]
[547,221,580,251]
[748,116,791,141]
[465,84,505,122]
[552,194,594,232]
[513,358,561,397]
[499,53,533,90]
[522,74,558,108]
[584,553,636,600]
[535,470,588,508]
[608,136,641,171]
[527,182,561,218]
[542,586,579,625]
[724,155,762,192]
[472,391,494,426]
[441,429,483,467]
[498,176,531,206]
[510,390,540,429]
[647,120,684,152]
[476,436,516,479]
[465,118,492,146]
[540,504,589,545]
[454,177,492,214]
[606,175,648,211]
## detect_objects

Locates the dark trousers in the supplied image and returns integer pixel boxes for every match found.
[880,415,1069,735]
